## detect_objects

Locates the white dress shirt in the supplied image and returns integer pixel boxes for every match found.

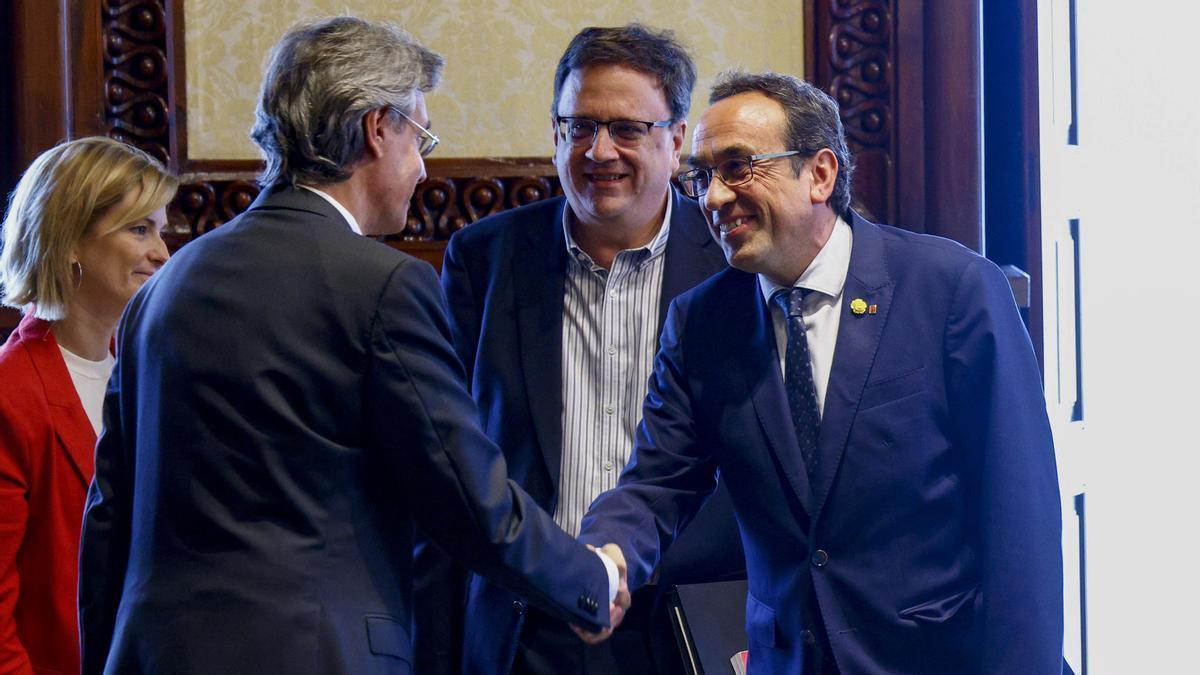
[758,216,853,417]
[298,184,364,235]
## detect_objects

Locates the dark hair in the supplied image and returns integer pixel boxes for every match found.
[710,71,854,215]
[250,16,444,188]
[551,23,696,123]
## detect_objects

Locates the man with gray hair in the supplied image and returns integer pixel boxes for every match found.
[579,71,1063,673]
[78,17,625,675]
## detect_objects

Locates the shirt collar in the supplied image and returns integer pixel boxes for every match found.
[297,184,364,236]
[562,189,674,269]
[759,215,852,304]
[59,345,115,378]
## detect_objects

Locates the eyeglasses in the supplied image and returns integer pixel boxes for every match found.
[678,151,804,198]
[393,107,440,157]
[556,116,673,148]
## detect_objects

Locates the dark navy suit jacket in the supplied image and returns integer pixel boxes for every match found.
[417,190,745,673]
[580,213,1064,674]
[77,187,611,675]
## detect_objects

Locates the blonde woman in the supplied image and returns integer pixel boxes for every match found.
[0,137,177,675]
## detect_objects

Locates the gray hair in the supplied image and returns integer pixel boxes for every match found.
[250,16,444,188]
[710,71,854,215]
[551,23,696,123]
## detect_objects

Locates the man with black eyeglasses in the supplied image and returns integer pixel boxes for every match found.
[579,72,1064,674]
[414,23,745,675]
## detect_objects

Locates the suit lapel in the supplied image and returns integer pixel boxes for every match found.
[731,276,815,516]
[809,215,893,521]
[514,202,569,486]
[48,403,96,486]
[658,190,725,331]
[17,316,96,486]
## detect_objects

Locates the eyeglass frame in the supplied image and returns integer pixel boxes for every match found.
[555,116,674,148]
[678,150,805,199]
[391,106,440,158]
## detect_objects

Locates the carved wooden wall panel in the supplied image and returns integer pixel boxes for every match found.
[398,174,561,243]
[103,0,172,164]
[808,0,985,253]
[165,169,562,246]
[818,0,894,225]
[173,177,261,237]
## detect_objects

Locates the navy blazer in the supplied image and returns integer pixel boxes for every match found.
[418,190,745,673]
[580,213,1064,674]
[78,187,611,675]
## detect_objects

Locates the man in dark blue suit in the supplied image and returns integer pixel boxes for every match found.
[579,72,1064,673]
[415,24,744,675]
[77,17,624,675]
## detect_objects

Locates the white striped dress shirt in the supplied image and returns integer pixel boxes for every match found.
[555,198,672,537]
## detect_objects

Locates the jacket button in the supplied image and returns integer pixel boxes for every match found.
[801,629,816,645]
[812,549,829,567]
[512,600,525,615]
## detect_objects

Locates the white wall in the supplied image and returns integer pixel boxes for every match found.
[1042,2,1200,671]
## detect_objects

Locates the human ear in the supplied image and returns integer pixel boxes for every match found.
[362,107,389,160]
[669,120,686,173]
[808,148,838,205]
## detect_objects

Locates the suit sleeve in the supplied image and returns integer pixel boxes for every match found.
[0,382,35,675]
[578,298,721,591]
[368,259,610,632]
[410,236,478,675]
[945,257,1063,674]
[78,321,135,675]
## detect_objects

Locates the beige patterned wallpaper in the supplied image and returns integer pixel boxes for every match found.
[184,0,805,159]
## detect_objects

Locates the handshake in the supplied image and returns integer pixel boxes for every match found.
[572,543,632,645]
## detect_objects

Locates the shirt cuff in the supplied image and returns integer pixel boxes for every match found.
[594,549,619,605]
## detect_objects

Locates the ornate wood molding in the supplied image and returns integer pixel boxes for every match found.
[402,170,562,242]
[808,0,985,254]
[103,0,172,164]
[166,160,562,243]
[173,173,261,237]
[809,0,895,225]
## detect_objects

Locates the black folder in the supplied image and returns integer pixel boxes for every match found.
[667,579,749,675]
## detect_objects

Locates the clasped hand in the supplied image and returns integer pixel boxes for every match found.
[571,543,630,645]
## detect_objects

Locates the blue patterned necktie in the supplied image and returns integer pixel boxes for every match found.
[773,288,821,478]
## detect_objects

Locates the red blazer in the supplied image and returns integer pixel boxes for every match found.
[0,314,96,675]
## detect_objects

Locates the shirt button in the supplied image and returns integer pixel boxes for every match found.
[604,461,614,471]
[801,629,816,645]
[608,346,616,355]
[605,406,615,415]
[811,549,829,567]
